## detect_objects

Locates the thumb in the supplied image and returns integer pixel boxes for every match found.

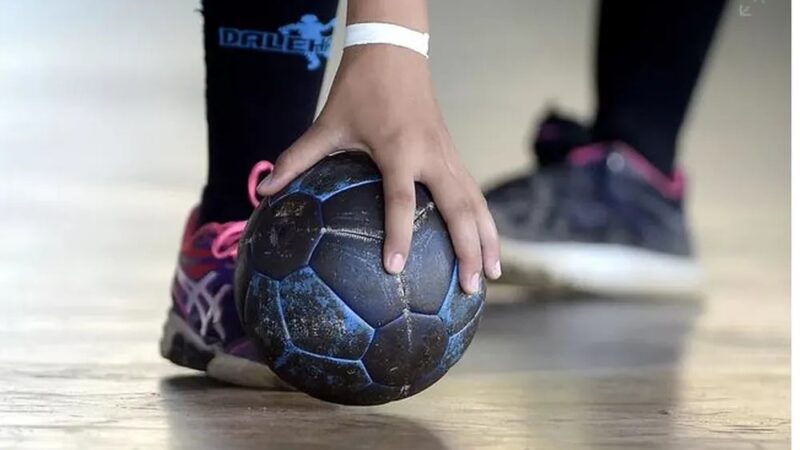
[258,123,339,196]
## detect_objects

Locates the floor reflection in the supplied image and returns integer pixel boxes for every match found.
[450,294,703,449]
[461,294,703,372]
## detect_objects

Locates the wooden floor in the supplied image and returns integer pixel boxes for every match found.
[0,1,789,449]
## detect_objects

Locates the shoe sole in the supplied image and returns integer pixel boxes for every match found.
[498,238,704,298]
[159,311,292,389]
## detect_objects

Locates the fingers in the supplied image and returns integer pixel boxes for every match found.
[474,195,502,280]
[379,160,416,275]
[258,118,502,295]
[426,173,485,294]
[257,122,339,196]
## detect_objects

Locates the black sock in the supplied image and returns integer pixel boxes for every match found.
[199,0,340,224]
[592,0,726,174]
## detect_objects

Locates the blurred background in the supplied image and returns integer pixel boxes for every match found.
[0,0,790,449]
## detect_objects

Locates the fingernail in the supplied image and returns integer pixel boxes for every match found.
[257,173,273,193]
[387,253,405,274]
[469,272,481,293]
[489,261,502,279]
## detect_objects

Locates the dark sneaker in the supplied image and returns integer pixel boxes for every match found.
[483,112,591,239]
[160,162,290,388]
[486,115,702,297]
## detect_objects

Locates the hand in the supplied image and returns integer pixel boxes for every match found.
[258,45,501,293]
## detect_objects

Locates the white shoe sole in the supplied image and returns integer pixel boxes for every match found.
[499,237,704,298]
[160,311,292,389]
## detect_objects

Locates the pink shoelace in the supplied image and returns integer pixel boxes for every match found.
[210,161,274,259]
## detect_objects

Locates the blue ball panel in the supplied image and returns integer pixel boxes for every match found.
[362,312,448,387]
[280,267,374,360]
[437,264,485,335]
[270,151,381,203]
[406,366,447,397]
[275,348,372,404]
[403,194,455,314]
[247,193,324,280]
[310,232,405,328]
[245,272,290,362]
[441,304,483,369]
[322,181,384,238]
[353,383,406,405]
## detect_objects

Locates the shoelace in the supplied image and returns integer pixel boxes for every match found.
[210,161,274,259]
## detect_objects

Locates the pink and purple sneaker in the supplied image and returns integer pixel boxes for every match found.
[160,162,289,387]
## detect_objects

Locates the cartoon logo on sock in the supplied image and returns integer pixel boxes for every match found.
[218,15,336,71]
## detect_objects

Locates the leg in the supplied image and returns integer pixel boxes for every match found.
[161,0,339,387]
[592,0,727,174]
[201,0,339,224]
[486,2,728,296]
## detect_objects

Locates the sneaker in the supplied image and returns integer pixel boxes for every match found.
[485,114,702,297]
[483,112,591,239]
[160,161,290,388]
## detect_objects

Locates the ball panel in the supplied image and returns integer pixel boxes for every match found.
[403,206,455,314]
[245,273,290,362]
[441,304,482,369]
[437,264,486,335]
[362,312,448,387]
[269,176,307,207]
[407,304,484,397]
[280,267,374,360]
[352,383,405,406]
[310,232,405,328]
[248,193,323,280]
[271,151,382,204]
[275,349,372,404]
[406,366,447,397]
[322,181,384,238]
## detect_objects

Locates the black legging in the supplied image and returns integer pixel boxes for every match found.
[200,0,339,224]
[593,0,727,174]
[199,0,726,224]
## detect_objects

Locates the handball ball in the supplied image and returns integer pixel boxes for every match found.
[234,151,485,405]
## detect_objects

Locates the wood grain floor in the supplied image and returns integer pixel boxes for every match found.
[0,1,789,449]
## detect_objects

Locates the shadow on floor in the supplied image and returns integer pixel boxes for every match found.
[159,293,703,449]
[159,376,447,450]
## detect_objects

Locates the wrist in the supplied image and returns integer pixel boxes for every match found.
[344,23,430,58]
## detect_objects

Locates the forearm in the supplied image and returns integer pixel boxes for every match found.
[346,0,429,32]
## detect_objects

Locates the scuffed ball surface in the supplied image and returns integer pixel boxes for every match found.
[235,151,485,405]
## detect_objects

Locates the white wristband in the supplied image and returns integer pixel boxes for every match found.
[344,23,430,58]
